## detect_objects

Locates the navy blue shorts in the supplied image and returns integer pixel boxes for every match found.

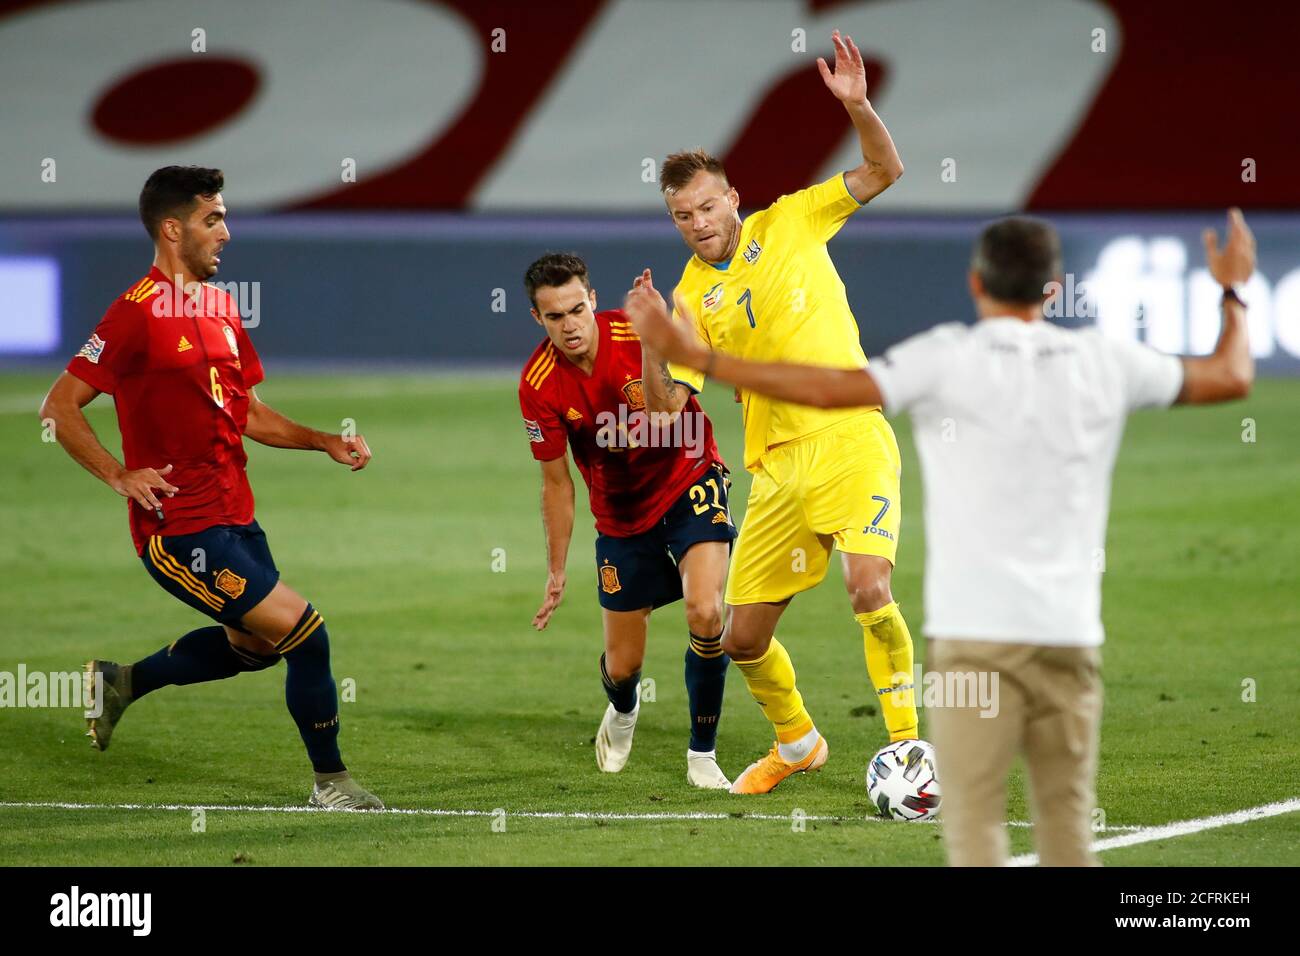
[595,465,738,612]
[141,521,280,628]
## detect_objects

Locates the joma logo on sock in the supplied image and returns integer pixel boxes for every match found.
[49,886,151,936]
[0,667,102,717]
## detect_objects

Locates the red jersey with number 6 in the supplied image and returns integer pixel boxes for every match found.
[518,309,724,537]
[66,266,264,556]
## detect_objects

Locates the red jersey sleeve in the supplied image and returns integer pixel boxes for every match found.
[66,299,144,395]
[518,380,567,462]
[233,320,265,387]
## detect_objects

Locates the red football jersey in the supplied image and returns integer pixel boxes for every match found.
[519,309,724,537]
[66,266,265,555]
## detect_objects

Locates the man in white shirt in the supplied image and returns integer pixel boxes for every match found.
[622,209,1256,866]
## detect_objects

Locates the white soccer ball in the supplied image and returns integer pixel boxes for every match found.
[866,739,942,821]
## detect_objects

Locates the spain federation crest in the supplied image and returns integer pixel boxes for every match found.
[223,324,242,369]
[621,378,646,411]
[599,562,621,594]
[215,568,247,599]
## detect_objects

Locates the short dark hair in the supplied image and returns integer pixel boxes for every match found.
[659,148,728,195]
[971,216,1062,304]
[139,166,224,239]
[524,252,591,308]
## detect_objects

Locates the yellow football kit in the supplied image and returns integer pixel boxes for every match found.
[669,173,902,605]
[669,173,918,750]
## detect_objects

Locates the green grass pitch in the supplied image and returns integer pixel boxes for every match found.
[1,370,1297,866]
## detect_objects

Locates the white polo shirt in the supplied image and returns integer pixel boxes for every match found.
[868,318,1184,646]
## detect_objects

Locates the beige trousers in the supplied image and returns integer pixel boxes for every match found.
[927,639,1103,867]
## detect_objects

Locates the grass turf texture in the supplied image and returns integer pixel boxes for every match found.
[1,371,1297,866]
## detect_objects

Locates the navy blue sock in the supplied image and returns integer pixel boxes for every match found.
[130,626,278,700]
[599,653,640,714]
[277,605,345,774]
[686,631,729,753]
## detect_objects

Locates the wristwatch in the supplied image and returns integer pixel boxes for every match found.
[1221,285,1247,308]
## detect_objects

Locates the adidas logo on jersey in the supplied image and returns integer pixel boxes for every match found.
[565,407,583,422]
[177,336,193,353]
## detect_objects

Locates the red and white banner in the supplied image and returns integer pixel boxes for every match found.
[1,0,1295,211]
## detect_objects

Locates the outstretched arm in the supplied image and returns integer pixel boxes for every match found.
[707,354,881,409]
[624,281,882,409]
[1176,209,1256,405]
[244,388,372,470]
[820,30,903,204]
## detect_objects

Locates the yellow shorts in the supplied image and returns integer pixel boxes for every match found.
[725,412,903,606]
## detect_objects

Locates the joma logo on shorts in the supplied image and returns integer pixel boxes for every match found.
[861,525,895,541]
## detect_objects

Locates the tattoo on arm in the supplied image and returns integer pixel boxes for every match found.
[657,358,674,394]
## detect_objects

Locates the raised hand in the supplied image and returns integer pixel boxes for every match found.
[624,269,674,354]
[817,30,868,104]
[624,271,710,369]
[1204,208,1256,288]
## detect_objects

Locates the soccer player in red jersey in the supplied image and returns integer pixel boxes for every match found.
[39,166,382,810]
[519,254,735,788]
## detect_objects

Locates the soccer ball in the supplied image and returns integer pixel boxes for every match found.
[866,739,942,821]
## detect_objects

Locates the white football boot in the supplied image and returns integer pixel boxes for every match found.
[594,701,638,772]
[686,750,731,790]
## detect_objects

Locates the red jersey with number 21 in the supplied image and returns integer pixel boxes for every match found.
[519,309,724,537]
[66,266,265,556]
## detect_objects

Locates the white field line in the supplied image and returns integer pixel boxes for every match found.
[0,800,1139,830]
[1007,797,1300,866]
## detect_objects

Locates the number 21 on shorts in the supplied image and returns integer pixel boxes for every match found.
[689,476,726,515]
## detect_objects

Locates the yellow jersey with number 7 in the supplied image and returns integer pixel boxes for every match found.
[667,173,878,471]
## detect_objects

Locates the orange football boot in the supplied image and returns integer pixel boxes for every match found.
[729,735,829,794]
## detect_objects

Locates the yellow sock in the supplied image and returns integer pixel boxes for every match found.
[856,602,919,741]
[732,637,814,743]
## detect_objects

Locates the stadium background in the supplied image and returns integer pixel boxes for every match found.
[2,0,1299,368]
[1,0,1297,868]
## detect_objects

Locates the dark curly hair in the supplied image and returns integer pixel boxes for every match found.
[139,166,224,239]
[524,252,591,308]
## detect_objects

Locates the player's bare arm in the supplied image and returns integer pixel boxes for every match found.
[633,269,692,418]
[1177,208,1256,405]
[533,454,575,630]
[624,281,882,409]
[244,387,372,470]
[820,30,903,204]
[39,371,179,511]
